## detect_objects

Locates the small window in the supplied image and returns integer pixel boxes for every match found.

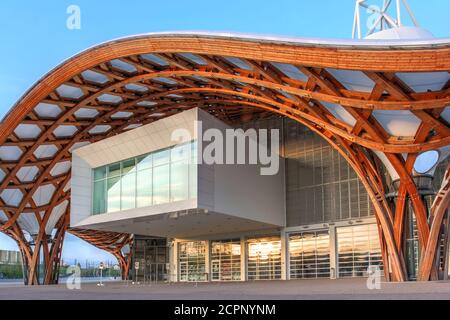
[414,150,439,174]
[107,163,121,178]
[94,166,106,181]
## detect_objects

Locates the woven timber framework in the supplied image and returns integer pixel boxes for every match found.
[0,34,449,284]
[69,229,133,280]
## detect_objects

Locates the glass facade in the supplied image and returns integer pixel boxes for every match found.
[247,237,282,280]
[132,237,169,283]
[92,141,197,214]
[337,224,383,278]
[284,119,374,226]
[289,231,330,279]
[210,240,241,281]
[178,241,207,282]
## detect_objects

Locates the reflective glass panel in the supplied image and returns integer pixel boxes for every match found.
[211,240,241,281]
[91,141,197,214]
[108,163,121,178]
[121,171,136,210]
[136,169,152,207]
[94,167,106,180]
[170,161,189,202]
[153,164,170,205]
[107,176,121,212]
[137,154,152,171]
[178,241,206,282]
[337,224,383,278]
[122,159,136,175]
[247,237,281,281]
[153,149,170,167]
[289,231,330,279]
[93,180,106,214]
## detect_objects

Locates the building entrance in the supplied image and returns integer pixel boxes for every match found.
[132,237,169,283]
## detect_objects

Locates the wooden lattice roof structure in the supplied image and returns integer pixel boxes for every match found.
[0,32,449,284]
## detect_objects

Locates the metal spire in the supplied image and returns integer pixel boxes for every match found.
[352,0,420,39]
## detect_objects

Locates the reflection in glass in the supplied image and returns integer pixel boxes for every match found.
[178,241,206,282]
[137,169,152,207]
[170,161,189,202]
[153,149,170,167]
[108,163,121,177]
[137,154,152,171]
[107,176,121,213]
[247,237,281,280]
[93,180,106,214]
[94,167,106,180]
[289,231,330,279]
[132,238,168,283]
[92,141,197,214]
[153,164,170,205]
[337,224,383,278]
[121,171,136,210]
[211,240,241,281]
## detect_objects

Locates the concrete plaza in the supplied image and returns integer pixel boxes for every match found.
[0,278,450,300]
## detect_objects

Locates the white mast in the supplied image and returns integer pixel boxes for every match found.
[352,0,420,39]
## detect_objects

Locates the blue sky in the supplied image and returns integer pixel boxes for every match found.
[0,0,449,263]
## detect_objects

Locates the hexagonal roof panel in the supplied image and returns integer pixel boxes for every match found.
[50,161,71,177]
[111,111,133,119]
[56,84,84,100]
[34,103,62,119]
[34,144,58,159]
[53,125,78,138]
[74,108,99,119]
[372,110,421,137]
[16,166,39,182]
[32,184,56,206]
[89,125,112,135]
[0,189,23,207]
[327,69,375,93]
[81,70,109,84]
[140,54,169,66]
[125,83,148,93]
[136,100,158,107]
[97,94,123,104]
[397,72,450,92]
[271,63,308,81]
[0,146,23,161]
[14,124,42,140]
[110,59,137,73]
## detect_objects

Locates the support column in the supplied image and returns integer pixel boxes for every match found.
[169,239,178,282]
[205,240,211,282]
[329,225,337,279]
[240,236,247,281]
[280,230,287,280]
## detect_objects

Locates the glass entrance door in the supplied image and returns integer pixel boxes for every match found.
[337,224,383,278]
[178,241,207,282]
[247,237,282,280]
[132,237,168,283]
[210,239,241,281]
[289,231,330,279]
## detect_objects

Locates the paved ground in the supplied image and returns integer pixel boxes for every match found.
[1,278,450,300]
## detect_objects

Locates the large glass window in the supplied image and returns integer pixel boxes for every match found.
[153,163,170,205]
[107,176,121,213]
[136,168,152,208]
[178,241,207,282]
[247,237,282,281]
[337,224,383,278]
[289,231,330,279]
[211,240,241,281]
[92,141,197,215]
[92,179,106,215]
[132,237,169,283]
[283,119,374,227]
